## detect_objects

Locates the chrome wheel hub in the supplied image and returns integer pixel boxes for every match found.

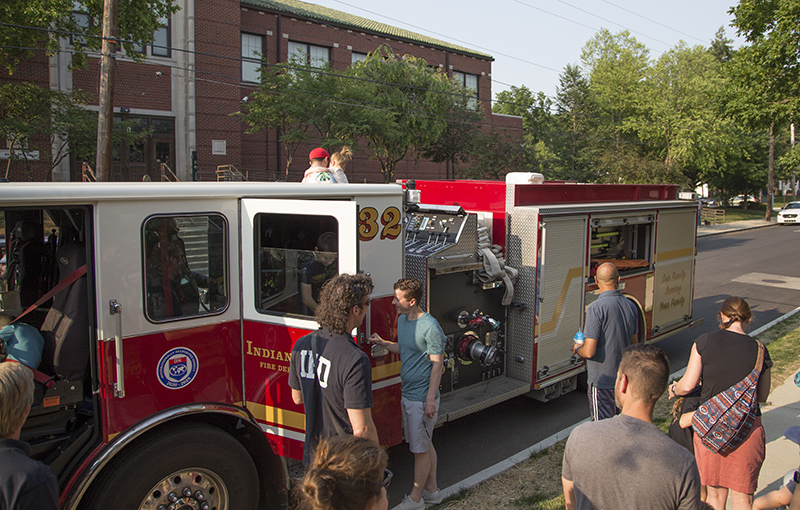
[139,469,228,510]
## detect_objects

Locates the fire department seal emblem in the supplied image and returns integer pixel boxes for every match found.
[157,347,199,389]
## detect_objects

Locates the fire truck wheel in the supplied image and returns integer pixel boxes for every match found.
[84,424,259,510]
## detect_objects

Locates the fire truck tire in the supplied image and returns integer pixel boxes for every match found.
[84,424,259,510]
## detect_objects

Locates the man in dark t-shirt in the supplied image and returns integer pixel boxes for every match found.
[0,363,59,510]
[288,273,377,466]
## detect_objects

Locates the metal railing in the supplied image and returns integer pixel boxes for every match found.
[700,208,726,225]
[216,164,249,181]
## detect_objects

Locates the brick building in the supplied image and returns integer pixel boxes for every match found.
[2,0,522,182]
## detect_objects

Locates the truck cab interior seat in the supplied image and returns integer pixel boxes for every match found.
[23,241,90,450]
[39,241,89,382]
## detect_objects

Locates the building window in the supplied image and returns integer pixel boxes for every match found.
[130,17,170,57]
[242,33,263,83]
[152,18,171,57]
[71,3,90,47]
[143,214,229,322]
[453,71,479,110]
[255,213,339,317]
[351,52,367,64]
[288,41,330,68]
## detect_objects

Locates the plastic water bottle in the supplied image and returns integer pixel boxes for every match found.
[573,331,585,346]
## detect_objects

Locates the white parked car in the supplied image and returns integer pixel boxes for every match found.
[731,195,759,206]
[777,201,800,224]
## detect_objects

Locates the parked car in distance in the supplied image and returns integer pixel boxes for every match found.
[730,195,759,206]
[699,197,718,207]
[777,201,800,224]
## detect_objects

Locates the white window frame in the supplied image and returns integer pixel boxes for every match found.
[351,52,367,65]
[453,71,479,110]
[130,16,170,58]
[242,33,263,83]
[288,41,330,68]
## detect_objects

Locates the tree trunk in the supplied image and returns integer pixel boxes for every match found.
[767,119,774,222]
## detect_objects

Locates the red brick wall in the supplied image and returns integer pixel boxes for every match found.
[234,5,510,183]
[1,47,55,182]
[194,0,246,180]
[73,59,172,110]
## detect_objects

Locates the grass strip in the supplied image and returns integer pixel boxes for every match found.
[431,316,800,510]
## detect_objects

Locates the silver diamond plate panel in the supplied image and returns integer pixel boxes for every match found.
[505,206,538,383]
[535,216,586,373]
[425,214,480,271]
[405,253,429,308]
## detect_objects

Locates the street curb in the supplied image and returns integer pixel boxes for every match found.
[697,222,777,237]
[434,419,588,504]
[419,305,800,509]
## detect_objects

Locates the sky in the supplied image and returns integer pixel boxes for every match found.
[308,0,745,102]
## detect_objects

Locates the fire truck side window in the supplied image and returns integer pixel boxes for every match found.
[143,214,228,322]
[255,213,339,317]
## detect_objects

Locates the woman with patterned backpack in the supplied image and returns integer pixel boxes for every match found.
[669,296,772,510]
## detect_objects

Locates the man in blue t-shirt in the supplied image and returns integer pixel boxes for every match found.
[370,278,445,510]
[572,262,638,421]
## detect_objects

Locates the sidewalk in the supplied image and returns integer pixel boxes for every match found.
[755,373,800,501]
[697,218,777,237]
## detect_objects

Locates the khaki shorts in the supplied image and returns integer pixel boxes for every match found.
[401,396,439,454]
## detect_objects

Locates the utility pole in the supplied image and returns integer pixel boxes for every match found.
[95,0,119,181]
[793,123,797,202]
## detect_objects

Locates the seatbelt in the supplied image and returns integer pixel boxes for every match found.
[11,264,87,324]
[4,264,87,389]
[4,359,56,389]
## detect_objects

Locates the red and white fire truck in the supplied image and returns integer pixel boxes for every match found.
[0,174,700,509]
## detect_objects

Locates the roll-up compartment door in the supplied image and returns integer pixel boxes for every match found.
[652,208,696,334]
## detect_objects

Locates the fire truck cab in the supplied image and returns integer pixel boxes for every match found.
[0,176,699,509]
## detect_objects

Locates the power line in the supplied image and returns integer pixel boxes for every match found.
[599,0,708,45]
[551,0,672,48]
[329,0,563,74]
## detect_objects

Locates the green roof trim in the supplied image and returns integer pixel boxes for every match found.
[242,0,493,60]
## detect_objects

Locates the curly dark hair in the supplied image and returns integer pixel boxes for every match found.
[296,435,388,510]
[315,273,373,334]
[393,277,422,304]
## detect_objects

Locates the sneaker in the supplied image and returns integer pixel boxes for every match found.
[396,494,426,510]
[422,489,442,504]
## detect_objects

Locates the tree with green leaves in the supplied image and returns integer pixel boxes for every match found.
[728,0,800,220]
[0,81,147,180]
[628,43,732,189]
[1,0,179,74]
[581,29,650,148]
[239,56,349,180]
[493,85,562,177]
[351,48,473,183]
[709,27,736,63]
[553,64,599,181]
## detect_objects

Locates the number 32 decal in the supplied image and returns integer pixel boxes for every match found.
[359,206,401,241]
